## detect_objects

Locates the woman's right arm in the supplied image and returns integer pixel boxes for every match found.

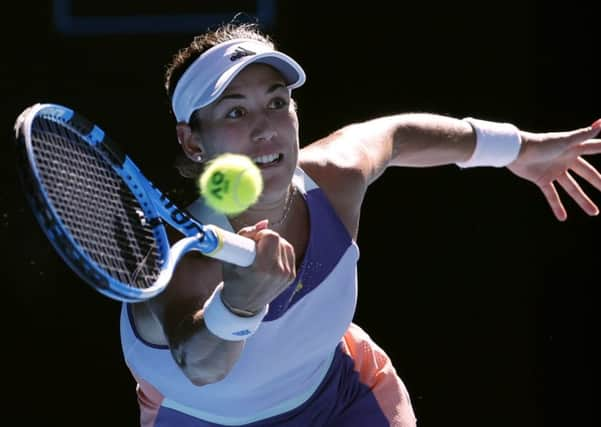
[142,221,295,387]
[147,252,246,386]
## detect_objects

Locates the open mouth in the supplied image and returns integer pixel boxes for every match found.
[252,153,282,168]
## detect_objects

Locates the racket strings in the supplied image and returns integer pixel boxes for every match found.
[31,117,162,290]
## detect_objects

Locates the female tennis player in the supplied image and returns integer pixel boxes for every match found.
[119,22,601,426]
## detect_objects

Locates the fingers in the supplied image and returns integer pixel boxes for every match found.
[238,223,296,284]
[222,221,295,310]
[540,182,567,221]
[237,219,269,240]
[556,171,599,216]
[550,123,601,148]
[281,240,296,281]
[577,139,601,156]
[528,119,601,222]
[255,229,296,279]
[572,157,601,193]
[570,122,601,141]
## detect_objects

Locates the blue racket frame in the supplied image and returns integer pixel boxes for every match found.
[16,103,243,302]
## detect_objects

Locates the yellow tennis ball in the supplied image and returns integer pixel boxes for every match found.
[199,153,263,215]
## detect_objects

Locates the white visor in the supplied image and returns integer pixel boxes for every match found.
[171,38,306,123]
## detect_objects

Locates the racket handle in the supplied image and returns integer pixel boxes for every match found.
[203,225,256,267]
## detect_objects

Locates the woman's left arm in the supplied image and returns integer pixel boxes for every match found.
[320,113,601,220]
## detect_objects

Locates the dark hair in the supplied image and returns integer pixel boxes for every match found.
[165,22,274,111]
[164,22,275,178]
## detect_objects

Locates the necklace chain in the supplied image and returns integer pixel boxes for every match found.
[270,184,297,227]
[230,184,297,229]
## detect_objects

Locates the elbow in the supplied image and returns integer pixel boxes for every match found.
[177,357,234,387]
[169,330,244,387]
[186,369,229,387]
[176,351,238,387]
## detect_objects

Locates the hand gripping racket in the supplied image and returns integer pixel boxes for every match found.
[14,103,256,302]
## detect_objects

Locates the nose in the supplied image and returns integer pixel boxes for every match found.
[250,113,277,142]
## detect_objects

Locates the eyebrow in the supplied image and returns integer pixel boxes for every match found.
[216,83,287,106]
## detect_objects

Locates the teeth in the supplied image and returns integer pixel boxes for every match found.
[253,153,279,164]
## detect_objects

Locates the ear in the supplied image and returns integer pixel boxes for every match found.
[176,122,204,162]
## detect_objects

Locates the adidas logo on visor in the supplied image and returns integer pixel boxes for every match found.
[230,47,256,61]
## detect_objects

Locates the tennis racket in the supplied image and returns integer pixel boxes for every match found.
[14,103,256,302]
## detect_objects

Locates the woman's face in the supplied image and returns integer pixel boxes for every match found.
[194,63,300,201]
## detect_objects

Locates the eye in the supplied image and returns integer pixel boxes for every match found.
[225,107,246,119]
[269,97,288,110]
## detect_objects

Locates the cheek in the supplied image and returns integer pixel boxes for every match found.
[278,111,299,139]
[289,111,300,138]
[201,125,247,155]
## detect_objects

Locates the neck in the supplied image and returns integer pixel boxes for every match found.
[229,184,297,230]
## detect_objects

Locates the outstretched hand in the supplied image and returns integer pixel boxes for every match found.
[507,121,601,221]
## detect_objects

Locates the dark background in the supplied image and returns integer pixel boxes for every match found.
[1,1,597,426]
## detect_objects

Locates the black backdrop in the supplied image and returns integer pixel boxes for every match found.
[1,1,597,426]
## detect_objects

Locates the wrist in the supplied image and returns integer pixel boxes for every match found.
[220,283,265,317]
[202,283,268,341]
[457,117,522,168]
[220,293,260,317]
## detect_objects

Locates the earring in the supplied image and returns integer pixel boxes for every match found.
[194,154,203,162]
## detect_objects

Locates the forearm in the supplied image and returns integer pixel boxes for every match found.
[327,113,477,185]
[148,289,246,387]
[335,112,522,184]
[167,313,244,386]
[386,113,476,167]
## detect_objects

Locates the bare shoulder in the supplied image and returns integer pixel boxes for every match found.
[299,131,369,238]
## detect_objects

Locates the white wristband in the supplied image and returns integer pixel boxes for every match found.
[457,118,522,168]
[202,283,268,341]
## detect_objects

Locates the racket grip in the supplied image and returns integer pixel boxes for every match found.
[204,225,256,267]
